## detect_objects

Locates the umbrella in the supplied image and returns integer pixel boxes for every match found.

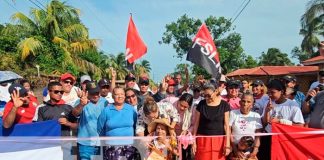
[0,71,23,83]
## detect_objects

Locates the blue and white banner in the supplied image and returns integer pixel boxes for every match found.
[0,120,63,160]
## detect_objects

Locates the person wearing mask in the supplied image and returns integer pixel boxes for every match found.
[281,75,305,109]
[251,80,269,116]
[193,83,231,160]
[125,73,140,91]
[230,93,262,159]
[3,83,38,128]
[222,80,241,110]
[97,87,139,160]
[72,81,108,160]
[98,78,114,104]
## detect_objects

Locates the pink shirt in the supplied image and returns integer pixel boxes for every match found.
[221,96,241,110]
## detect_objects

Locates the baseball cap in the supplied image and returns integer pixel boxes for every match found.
[227,80,240,88]
[139,77,149,85]
[86,81,100,95]
[282,75,297,82]
[80,75,91,84]
[125,74,136,81]
[251,80,264,86]
[98,78,110,87]
[8,83,28,97]
[60,73,76,82]
[167,79,176,86]
[319,68,324,77]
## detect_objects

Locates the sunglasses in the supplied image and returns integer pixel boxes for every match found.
[50,90,64,95]
[126,94,136,99]
[63,81,73,85]
[140,83,149,86]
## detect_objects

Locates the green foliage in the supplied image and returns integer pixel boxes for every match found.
[299,0,324,54]
[259,48,294,66]
[162,14,254,75]
[243,55,258,68]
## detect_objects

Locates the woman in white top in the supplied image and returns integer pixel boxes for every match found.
[230,93,262,159]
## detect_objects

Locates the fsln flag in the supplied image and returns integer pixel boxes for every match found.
[186,23,221,79]
[126,15,147,64]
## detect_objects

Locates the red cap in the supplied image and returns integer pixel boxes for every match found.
[168,79,176,86]
[60,73,76,82]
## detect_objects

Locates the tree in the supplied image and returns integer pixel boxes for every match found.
[300,0,324,54]
[6,0,101,76]
[242,55,258,68]
[162,14,251,75]
[259,48,294,66]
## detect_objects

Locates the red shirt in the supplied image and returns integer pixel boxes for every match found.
[221,96,241,110]
[2,96,38,124]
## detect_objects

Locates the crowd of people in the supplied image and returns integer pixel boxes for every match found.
[0,67,324,160]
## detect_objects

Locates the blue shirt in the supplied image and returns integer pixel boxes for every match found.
[78,97,108,146]
[97,103,137,145]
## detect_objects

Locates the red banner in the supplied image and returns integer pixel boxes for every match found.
[272,123,324,160]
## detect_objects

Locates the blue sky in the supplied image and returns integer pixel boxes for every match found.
[0,0,309,82]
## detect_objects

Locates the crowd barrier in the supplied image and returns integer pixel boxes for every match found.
[0,121,323,160]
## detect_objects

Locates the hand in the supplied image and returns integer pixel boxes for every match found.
[76,88,83,97]
[0,111,3,117]
[265,99,273,113]
[11,90,24,109]
[180,130,188,136]
[224,146,231,156]
[110,67,117,78]
[169,129,176,137]
[191,142,197,155]
[249,150,258,158]
[79,91,89,106]
[58,117,70,126]
[165,74,171,81]
[160,78,168,92]
[271,117,280,123]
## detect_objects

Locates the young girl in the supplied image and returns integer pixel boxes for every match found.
[147,118,178,160]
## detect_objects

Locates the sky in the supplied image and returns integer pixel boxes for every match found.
[0,0,309,82]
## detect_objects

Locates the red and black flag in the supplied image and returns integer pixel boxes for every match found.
[186,23,221,79]
[125,15,147,71]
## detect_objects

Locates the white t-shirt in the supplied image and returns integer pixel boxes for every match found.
[230,110,263,144]
[262,99,304,132]
[253,94,269,116]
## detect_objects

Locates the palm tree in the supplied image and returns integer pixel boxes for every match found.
[106,53,128,80]
[300,0,324,54]
[10,0,101,76]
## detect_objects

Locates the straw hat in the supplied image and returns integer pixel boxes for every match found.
[147,118,174,134]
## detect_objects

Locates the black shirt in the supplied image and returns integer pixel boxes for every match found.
[196,100,231,135]
[37,101,77,136]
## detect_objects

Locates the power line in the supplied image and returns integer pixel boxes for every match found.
[3,0,19,12]
[231,0,251,24]
[230,0,248,20]
[34,0,47,9]
[28,0,45,11]
[79,1,124,45]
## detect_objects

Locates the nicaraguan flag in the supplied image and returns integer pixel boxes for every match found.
[0,120,63,160]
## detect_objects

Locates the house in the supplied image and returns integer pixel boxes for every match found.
[226,66,319,94]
